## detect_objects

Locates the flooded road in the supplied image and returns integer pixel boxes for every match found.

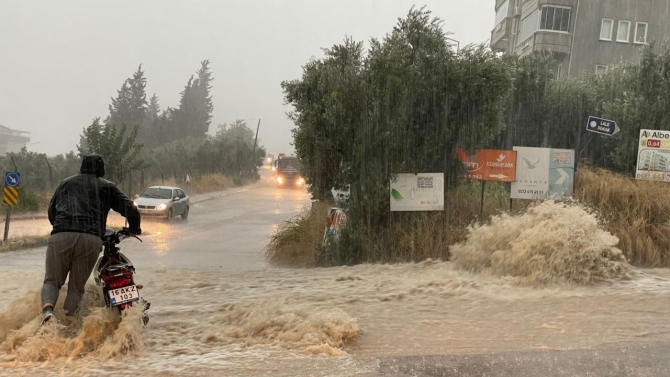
[2,173,670,376]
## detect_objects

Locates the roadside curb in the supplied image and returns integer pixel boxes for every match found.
[0,215,48,223]
[0,182,268,223]
[190,183,266,205]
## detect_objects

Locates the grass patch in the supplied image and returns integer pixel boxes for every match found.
[0,235,49,253]
[267,201,329,268]
[574,166,670,267]
[267,166,670,268]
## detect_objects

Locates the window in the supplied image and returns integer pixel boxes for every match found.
[600,19,613,40]
[596,65,608,75]
[617,20,631,42]
[517,10,540,45]
[494,0,509,27]
[635,22,648,44]
[540,6,571,32]
[556,64,562,79]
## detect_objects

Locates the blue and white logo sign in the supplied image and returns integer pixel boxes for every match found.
[511,147,575,200]
[586,116,620,136]
[4,172,20,187]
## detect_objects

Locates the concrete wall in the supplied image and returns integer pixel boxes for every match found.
[570,0,670,76]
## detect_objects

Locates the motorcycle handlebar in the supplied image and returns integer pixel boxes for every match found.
[117,228,143,243]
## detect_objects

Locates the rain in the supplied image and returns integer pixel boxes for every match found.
[3,1,670,376]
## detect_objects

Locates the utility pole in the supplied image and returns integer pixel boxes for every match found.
[251,119,261,174]
[252,118,261,156]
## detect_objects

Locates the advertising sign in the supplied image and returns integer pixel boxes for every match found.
[636,129,670,182]
[511,147,575,200]
[456,148,517,182]
[390,173,444,212]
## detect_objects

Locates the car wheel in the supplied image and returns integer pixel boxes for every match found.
[166,209,173,222]
[181,206,189,220]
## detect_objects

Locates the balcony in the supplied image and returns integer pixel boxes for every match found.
[491,18,512,51]
[533,30,572,55]
[538,0,577,7]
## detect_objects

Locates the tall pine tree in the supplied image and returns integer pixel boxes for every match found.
[108,65,148,130]
[174,60,214,138]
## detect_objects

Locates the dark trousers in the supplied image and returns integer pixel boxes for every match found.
[41,232,102,315]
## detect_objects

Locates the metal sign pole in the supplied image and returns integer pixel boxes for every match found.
[3,206,11,241]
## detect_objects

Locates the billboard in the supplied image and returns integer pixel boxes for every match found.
[636,129,670,182]
[456,148,517,182]
[390,173,444,212]
[511,147,575,200]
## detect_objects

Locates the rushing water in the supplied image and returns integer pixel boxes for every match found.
[2,202,670,376]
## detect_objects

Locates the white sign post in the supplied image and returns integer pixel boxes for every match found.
[636,129,670,182]
[390,173,444,212]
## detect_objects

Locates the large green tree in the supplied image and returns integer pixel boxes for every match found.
[215,119,255,146]
[78,118,146,183]
[172,60,214,139]
[108,65,148,130]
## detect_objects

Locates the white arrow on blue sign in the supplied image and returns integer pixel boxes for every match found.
[586,116,620,136]
[4,172,20,187]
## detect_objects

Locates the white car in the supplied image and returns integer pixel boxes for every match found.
[134,186,190,221]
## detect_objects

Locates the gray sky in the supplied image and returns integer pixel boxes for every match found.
[0,0,493,156]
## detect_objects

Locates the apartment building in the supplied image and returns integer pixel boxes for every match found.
[0,125,30,154]
[491,0,670,77]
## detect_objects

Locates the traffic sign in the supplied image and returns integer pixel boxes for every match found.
[2,186,19,206]
[586,116,620,136]
[4,172,20,187]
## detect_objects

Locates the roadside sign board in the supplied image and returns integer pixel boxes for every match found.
[548,149,576,198]
[586,116,620,136]
[511,147,575,200]
[2,187,18,206]
[390,173,444,212]
[456,148,517,182]
[636,129,670,182]
[4,172,20,188]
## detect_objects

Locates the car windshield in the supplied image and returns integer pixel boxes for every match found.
[140,188,173,199]
[278,159,302,170]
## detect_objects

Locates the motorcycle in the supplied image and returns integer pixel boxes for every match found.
[93,228,150,325]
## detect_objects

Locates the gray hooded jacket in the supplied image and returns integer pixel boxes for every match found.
[48,154,141,237]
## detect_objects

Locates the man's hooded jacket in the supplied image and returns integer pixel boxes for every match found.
[48,154,141,237]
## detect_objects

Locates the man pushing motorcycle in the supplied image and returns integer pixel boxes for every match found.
[41,154,141,325]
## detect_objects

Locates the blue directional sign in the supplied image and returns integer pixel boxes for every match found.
[586,116,620,136]
[4,172,20,187]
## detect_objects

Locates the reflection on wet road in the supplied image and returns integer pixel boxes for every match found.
[0,172,311,271]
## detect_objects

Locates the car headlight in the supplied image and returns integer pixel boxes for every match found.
[297,177,305,185]
[156,203,167,210]
[277,176,284,184]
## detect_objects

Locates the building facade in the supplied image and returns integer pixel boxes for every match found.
[0,125,30,154]
[491,0,670,77]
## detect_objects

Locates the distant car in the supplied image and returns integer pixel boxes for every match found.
[134,186,190,221]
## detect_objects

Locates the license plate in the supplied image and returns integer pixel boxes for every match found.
[140,209,151,214]
[108,285,140,306]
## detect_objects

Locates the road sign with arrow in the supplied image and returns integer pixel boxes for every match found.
[2,171,21,241]
[586,116,620,136]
